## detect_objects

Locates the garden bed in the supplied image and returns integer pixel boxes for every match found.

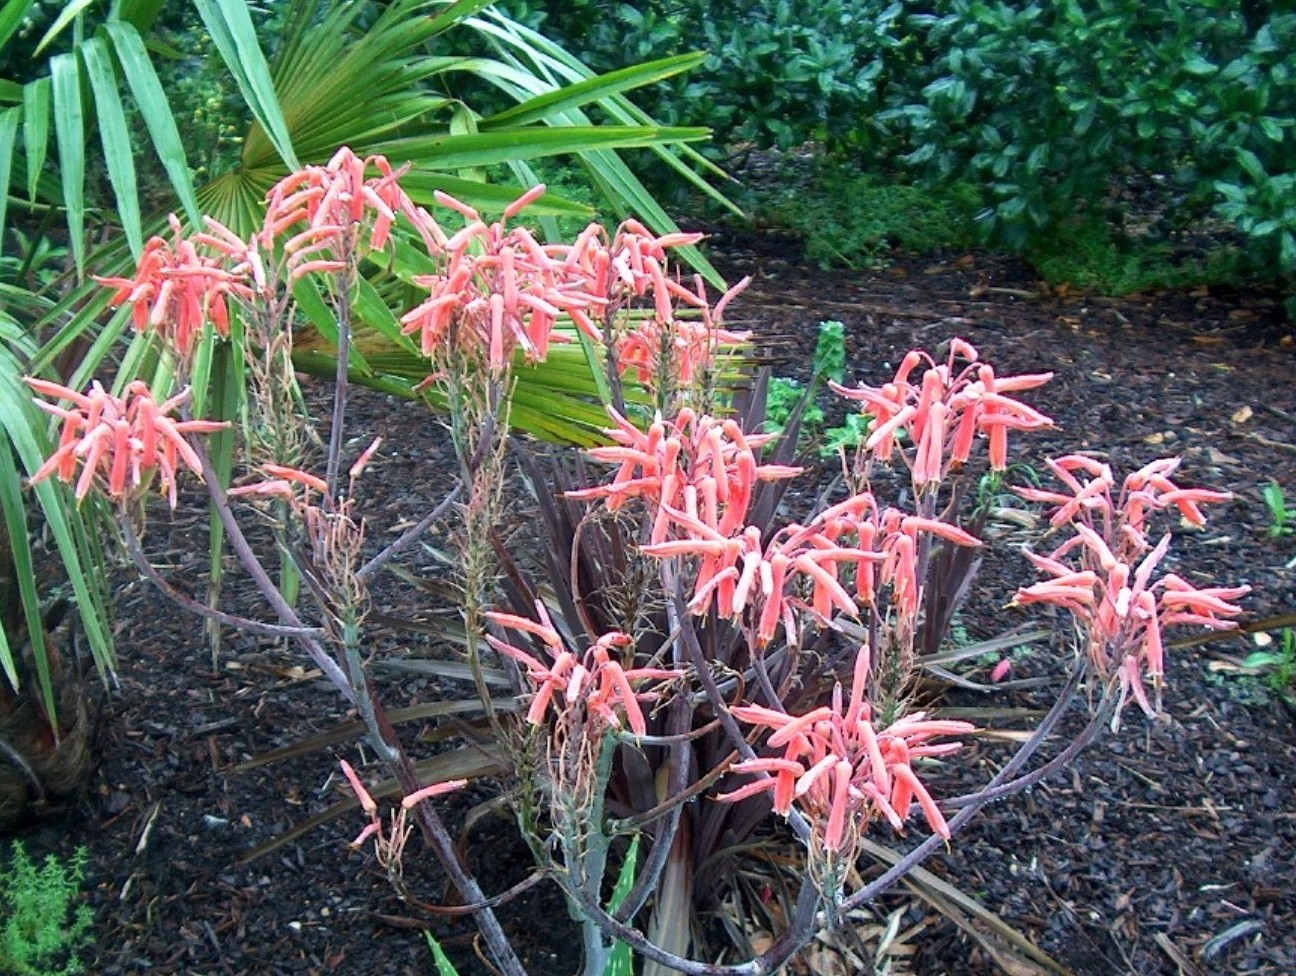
[12,236,1296,976]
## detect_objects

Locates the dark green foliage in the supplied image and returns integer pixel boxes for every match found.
[522,0,1295,297]
[504,0,902,153]
[883,1,1296,278]
[758,161,982,269]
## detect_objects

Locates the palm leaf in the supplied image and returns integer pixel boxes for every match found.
[0,312,115,724]
[194,0,298,169]
[81,36,142,258]
[49,51,85,272]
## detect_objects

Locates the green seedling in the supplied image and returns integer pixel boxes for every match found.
[1242,629,1296,700]
[819,413,872,457]
[1263,481,1294,538]
[763,321,847,440]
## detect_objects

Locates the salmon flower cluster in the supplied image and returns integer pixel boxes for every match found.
[26,378,227,507]
[831,338,1053,482]
[262,146,430,274]
[94,214,261,357]
[398,194,749,378]
[90,146,749,393]
[567,407,802,541]
[719,647,974,851]
[399,186,606,370]
[568,217,750,386]
[485,603,682,736]
[570,407,981,644]
[1013,455,1248,725]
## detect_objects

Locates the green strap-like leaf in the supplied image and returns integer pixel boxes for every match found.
[0,436,54,717]
[81,36,143,259]
[371,125,708,170]
[22,77,49,202]
[195,0,299,170]
[0,0,38,52]
[481,52,706,130]
[103,21,202,225]
[50,51,86,273]
[0,106,16,255]
[32,0,96,56]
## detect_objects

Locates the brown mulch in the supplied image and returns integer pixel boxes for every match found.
[6,233,1296,976]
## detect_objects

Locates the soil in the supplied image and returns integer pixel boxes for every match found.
[6,232,1296,976]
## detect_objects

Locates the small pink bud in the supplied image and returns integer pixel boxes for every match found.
[990,659,1013,683]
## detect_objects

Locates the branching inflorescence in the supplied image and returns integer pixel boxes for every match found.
[24,145,1250,976]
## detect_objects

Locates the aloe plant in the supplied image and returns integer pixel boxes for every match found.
[0,0,732,819]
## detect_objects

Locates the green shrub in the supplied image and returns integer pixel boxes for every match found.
[758,161,982,268]
[523,0,1294,298]
[884,2,1296,289]
[505,0,901,153]
[1023,215,1246,294]
[0,843,92,976]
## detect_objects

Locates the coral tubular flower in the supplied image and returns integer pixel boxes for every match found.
[1013,457,1247,726]
[720,646,974,851]
[261,147,429,260]
[832,340,1052,480]
[488,610,682,737]
[401,779,468,810]
[94,214,256,357]
[26,378,226,507]
[398,188,612,371]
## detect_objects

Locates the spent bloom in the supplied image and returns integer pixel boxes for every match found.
[719,646,974,853]
[339,759,465,878]
[1013,455,1248,726]
[228,441,383,613]
[26,378,227,507]
[485,603,682,736]
[831,339,1053,482]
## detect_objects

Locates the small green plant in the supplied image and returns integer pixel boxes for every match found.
[812,320,846,384]
[763,320,846,438]
[762,163,983,269]
[1263,481,1294,538]
[0,843,92,976]
[819,412,872,457]
[1243,629,1296,701]
[765,377,824,436]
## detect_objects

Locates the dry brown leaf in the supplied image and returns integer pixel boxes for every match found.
[1231,405,1253,424]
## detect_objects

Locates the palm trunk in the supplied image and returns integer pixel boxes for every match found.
[0,520,94,832]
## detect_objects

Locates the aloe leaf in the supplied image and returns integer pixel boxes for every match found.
[424,933,462,976]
